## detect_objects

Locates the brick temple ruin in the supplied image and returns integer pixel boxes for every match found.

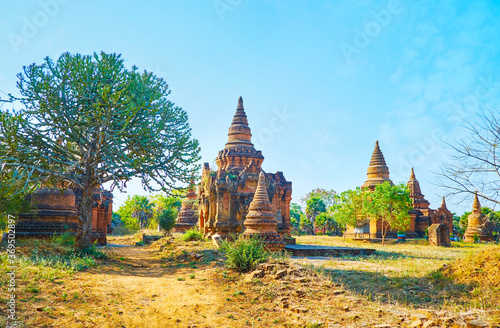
[15,187,113,245]
[197,97,293,245]
[346,141,453,239]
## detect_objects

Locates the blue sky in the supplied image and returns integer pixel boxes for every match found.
[1,0,500,214]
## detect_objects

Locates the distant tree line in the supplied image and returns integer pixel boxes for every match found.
[112,192,188,235]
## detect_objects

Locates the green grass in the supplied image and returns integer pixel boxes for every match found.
[294,235,500,311]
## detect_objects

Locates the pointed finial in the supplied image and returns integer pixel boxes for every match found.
[258,170,265,182]
[410,167,416,180]
[473,191,481,211]
[238,96,244,109]
[375,140,380,148]
[441,196,447,207]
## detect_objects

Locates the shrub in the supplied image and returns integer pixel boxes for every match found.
[182,228,204,242]
[220,236,269,272]
[158,208,177,234]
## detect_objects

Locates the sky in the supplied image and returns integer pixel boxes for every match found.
[1,0,500,214]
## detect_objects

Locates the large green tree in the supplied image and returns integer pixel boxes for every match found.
[332,187,370,240]
[364,181,412,245]
[130,195,154,230]
[305,195,326,234]
[0,52,200,248]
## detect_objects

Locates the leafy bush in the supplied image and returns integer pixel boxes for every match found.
[158,208,177,234]
[51,232,76,247]
[220,236,269,272]
[182,228,204,241]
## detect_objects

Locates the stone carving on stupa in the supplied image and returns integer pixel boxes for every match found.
[463,192,494,242]
[197,97,293,243]
[174,180,199,233]
[243,171,285,251]
[361,140,392,190]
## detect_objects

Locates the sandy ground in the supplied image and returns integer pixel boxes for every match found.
[25,244,231,328]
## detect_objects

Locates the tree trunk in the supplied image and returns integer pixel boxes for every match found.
[76,185,94,249]
[381,219,387,246]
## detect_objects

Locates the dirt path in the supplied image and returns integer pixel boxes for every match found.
[45,244,228,328]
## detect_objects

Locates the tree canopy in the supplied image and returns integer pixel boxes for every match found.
[0,52,200,248]
[332,187,369,237]
[364,181,412,245]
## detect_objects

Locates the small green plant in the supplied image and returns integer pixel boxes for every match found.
[52,232,76,247]
[473,233,480,244]
[182,228,204,242]
[177,277,185,281]
[27,284,39,293]
[189,274,195,279]
[219,236,269,272]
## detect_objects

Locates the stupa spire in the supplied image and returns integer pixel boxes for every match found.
[441,196,447,208]
[369,140,388,167]
[225,96,253,149]
[361,140,392,190]
[473,191,481,212]
[410,167,416,180]
[216,97,264,172]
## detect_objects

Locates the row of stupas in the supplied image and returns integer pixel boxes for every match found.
[177,103,492,245]
[346,140,454,238]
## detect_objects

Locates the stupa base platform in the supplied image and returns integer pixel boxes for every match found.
[284,244,375,257]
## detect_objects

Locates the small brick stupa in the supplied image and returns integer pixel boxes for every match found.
[361,140,392,190]
[243,171,285,251]
[174,180,198,233]
[464,192,494,242]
